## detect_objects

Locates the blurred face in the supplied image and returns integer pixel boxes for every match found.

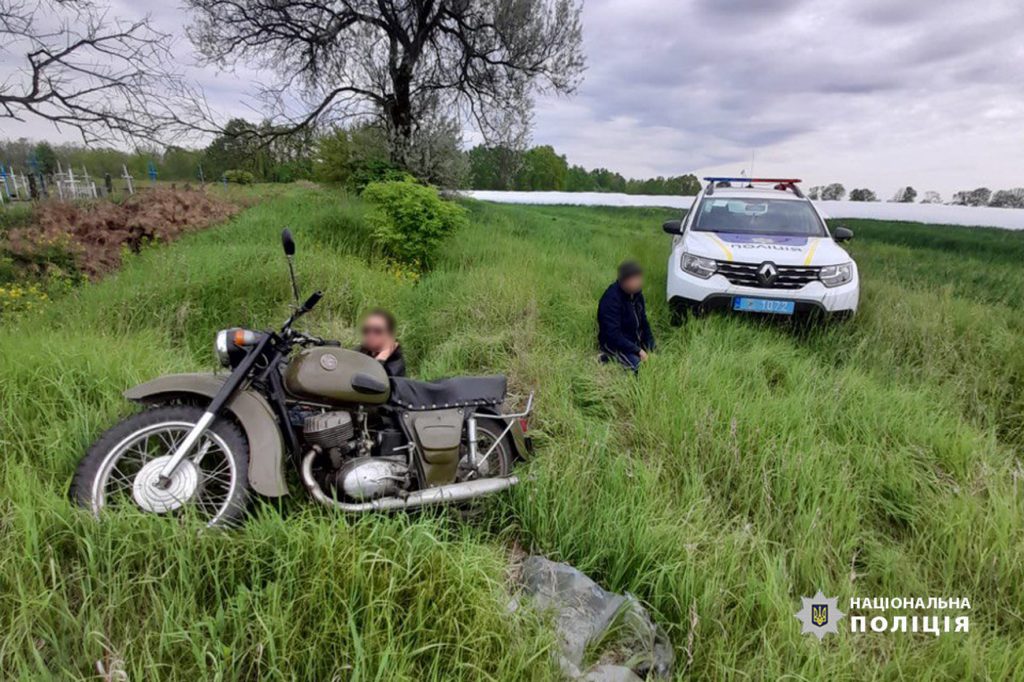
[360,315,393,352]
[621,274,644,294]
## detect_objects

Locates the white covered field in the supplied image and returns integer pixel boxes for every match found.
[464,191,1024,230]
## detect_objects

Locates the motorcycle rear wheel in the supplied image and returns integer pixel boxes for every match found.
[71,405,250,528]
[458,419,514,481]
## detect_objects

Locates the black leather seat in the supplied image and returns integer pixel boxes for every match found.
[389,375,507,410]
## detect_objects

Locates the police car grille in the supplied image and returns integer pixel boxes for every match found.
[715,261,821,289]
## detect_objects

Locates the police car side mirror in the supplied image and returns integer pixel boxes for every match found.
[833,226,854,242]
[663,219,683,235]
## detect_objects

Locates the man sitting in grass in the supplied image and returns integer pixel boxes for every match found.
[597,261,655,371]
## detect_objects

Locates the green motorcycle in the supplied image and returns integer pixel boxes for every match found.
[72,229,532,527]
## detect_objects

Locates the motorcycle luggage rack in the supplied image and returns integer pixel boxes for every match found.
[469,391,534,473]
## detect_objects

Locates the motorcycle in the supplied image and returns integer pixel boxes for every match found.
[71,229,533,527]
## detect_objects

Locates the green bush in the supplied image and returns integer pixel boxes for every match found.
[222,169,256,185]
[347,161,412,193]
[361,180,467,270]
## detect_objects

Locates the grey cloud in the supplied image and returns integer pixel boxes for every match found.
[529,0,1024,189]
[695,0,805,19]
[4,0,1020,198]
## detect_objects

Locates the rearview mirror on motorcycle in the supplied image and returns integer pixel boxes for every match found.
[281,228,296,256]
[281,228,301,305]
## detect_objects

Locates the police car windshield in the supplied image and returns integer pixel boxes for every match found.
[692,198,827,237]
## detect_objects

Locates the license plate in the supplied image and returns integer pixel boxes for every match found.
[732,297,795,315]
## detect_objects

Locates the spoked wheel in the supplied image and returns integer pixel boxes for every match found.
[458,419,514,481]
[72,405,250,528]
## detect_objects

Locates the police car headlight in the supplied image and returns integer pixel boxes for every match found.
[680,252,717,279]
[819,262,853,288]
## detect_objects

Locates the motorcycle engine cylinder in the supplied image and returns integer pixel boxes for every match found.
[303,411,354,450]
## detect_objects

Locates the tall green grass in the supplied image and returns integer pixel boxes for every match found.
[1,187,1022,679]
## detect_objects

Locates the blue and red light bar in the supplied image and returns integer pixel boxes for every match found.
[703,177,802,184]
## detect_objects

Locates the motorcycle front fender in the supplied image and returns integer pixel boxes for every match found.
[123,373,289,497]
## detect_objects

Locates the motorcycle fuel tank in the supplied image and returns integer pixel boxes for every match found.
[284,347,390,404]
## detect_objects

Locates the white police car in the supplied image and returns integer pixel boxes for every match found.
[664,177,859,323]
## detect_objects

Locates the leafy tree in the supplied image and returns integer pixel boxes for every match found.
[516,146,568,191]
[806,186,822,200]
[821,183,846,201]
[849,188,878,202]
[988,188,1024,209]
[952,188,991,206]
[162,146,205,182]
[32,142,58,175]
[0,138,32,170]
[467,145,523,191]
[590,168,626,193]
[676,174,702,195]
[314,125,392,186]
[202,119,264,179]
[920,191,943,204]
[892,186,917,203]
[564,165,596,192]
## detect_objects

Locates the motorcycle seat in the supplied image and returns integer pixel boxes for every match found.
[389,375,507,410]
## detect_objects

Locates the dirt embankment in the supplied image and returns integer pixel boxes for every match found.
[3,188,239,280]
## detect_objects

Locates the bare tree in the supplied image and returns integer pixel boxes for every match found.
[185,0,584,167]
[0,0,193,143]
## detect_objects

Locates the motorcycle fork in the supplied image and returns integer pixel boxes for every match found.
[156,335,272,487]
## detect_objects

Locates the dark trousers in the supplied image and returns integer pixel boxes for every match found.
[600,347,641,372]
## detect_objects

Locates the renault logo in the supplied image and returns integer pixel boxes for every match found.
[757,261,779,285]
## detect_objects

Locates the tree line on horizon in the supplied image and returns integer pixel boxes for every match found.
[0,132,703,197]
[3,132,1023,209]
[808,183,1024,208]
[466,144,702,195]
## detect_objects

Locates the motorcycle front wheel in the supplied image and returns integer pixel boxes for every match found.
[71,405,250,528]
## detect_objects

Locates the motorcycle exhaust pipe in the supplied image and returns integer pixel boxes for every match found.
[300,450,519,512]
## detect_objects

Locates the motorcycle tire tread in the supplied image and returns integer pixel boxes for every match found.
[70,404,251,528]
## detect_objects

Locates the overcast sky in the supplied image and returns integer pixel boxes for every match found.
[4,0,1023,198]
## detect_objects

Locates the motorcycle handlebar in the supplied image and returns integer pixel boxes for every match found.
[302,290,323,312]
[281,290,324,334]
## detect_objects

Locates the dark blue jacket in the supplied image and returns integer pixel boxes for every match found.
[597,282,655,356]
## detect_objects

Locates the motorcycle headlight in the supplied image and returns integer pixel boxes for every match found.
[819,262,854,288]
[214,328,260,367]
[680,252,717,279]
[214,329,233,367]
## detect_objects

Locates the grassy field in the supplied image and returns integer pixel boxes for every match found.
[1,185,1023,679]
